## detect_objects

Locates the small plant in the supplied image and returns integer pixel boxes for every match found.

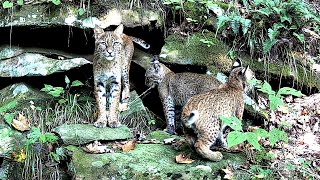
[248,79,303,110]
[41,75,84,104]
[221,116,288,152]
[0,100,18,125]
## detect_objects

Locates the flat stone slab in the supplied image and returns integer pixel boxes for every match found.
[68,144,246,179]
[53,124,133,145]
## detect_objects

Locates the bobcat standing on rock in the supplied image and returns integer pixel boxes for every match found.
[181,58,250,161]
[93,24,150,128]
[145,55,222,134]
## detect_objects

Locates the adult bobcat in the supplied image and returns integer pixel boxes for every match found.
[181,59,250,161]
[93,24,150,128]
[145,55,222,134]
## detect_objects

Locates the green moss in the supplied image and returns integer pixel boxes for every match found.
[69,144,246,179]
[241,54,320,89]
[160,33,233,72]
[146,130,172,141]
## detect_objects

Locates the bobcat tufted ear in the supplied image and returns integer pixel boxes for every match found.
[241,65,249,75]
[114,24,124,37]
[151,55,161,72]
[232,57,242,69]
[93,26,105,39]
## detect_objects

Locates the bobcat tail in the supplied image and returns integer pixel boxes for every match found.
[185,110,199,128]
[131,37,151,49]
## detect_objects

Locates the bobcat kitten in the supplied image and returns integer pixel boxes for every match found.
[93,24,150,128]
[181,58,250,161]
[145,55,222,134]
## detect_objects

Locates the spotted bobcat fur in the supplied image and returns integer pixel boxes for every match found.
[93,24,150,128]
[145,55,222,134]
[181,59,250,161]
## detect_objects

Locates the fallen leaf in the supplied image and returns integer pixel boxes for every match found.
[12,114,30,131]
[222,165,234,180]
[175,154,194,164]
[83,141,111,153]
[122,140,137,152]
[12,149,27,162]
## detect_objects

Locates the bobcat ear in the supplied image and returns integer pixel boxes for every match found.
[152,55,160,63]
[114,24,124,37]
[241,65,249,75]
[232,57,242,69]
[93,26,105,39]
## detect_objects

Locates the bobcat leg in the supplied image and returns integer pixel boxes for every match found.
[163,96,175,135]
[195,137,223,161]
[93,81,108,128]
[119,65,130,112]
[108,76,122,128]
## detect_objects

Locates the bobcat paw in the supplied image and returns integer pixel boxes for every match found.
[118,103,129,112]
[108,120,121,128]
[93,121,107,128]
[211,151,223,161]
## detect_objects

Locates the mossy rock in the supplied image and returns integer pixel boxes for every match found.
[0,83,51,113]
[160,32,233,74]
[53,124,133,145]
[0,2,163,28]
[241,54,320,90]
[68,144,246,180]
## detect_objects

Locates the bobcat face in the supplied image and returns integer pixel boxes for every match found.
[94,26,124,61]
[145,56,166,88]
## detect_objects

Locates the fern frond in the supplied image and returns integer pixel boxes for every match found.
[263,39,277,54]
[240,18,251,35]
[216,15,230,31]
[293,33,305,43]
[267,28,279,41]
[230,15,241,34]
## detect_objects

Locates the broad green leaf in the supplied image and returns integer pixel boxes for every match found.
[268,128,288,146]
[71,80,84,87]
[17,0,23,5]
[269,94,283,110]
[4,113,15,125]
[41,84,54,92]
[227,131,246,148]
[245,132,261,151]
[51,0,61,5]
[0,100,18,114]
[65,75,70,85]
[220,116,242,131]
[253,128,268,137]
[58,99,67,104]
[258,81,275,95]
[277,87,303,97]
[2,1,13,8]
[47,87,64,97]
[78,8,85,16]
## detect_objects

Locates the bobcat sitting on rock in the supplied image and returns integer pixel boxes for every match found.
[93,24,150,128]
[145,55,223,134]
[181,58,250,161]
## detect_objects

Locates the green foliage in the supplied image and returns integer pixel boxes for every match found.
[2,1,13,8]
[41,76,84,104]
[221,116,288,152]
[50,0,61,5]
[248,79,303,110]
[0,100,17,125]
[26,127,58,148]
[215,0,320,58]
[4,113,15,125]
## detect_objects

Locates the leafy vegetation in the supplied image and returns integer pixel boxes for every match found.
[215,0,320,60]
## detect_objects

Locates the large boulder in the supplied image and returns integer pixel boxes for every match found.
[68,144,246,180]
[53,124,132,145]
[0,45,91,77]
[160,33,320,90]
[0,2,163,28]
